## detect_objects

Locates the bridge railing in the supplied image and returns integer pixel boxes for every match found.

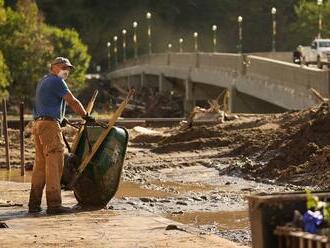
[111,52,330,98]
[198,53,241,72]
[247,55,330,95]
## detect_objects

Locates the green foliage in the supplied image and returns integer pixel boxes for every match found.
[0,0,53,101]
[0,51,10,99]
[306,189,319,210]
[30,0,301,68]
[0,1,9,99]
[0,0,90,104]
[289,0,330,47]
[305,190,330,224]
[323,203,330,223]
[43,26,91,93]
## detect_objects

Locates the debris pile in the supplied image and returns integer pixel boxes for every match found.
[132,101,330,187]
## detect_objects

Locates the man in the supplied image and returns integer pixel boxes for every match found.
[28,57,91,214]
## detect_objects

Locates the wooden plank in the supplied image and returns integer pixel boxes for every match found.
[68,89,134,188]
[2,99,10,170]
[71,90,98,154]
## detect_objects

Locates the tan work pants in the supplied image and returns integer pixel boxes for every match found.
[28,120,64,209]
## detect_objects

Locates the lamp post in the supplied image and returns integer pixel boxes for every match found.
[113,35,118,67]
[237,16,243,53]
[122,29,127,62]
[179,38,184,53]
[271,7,277,52]
[193,32,199,52]
[212,25,217,53]
[168,43,172,53]
[146,12,152,55]
[133,21,138,59]
[317,0,323,38]
[107,41,111,70]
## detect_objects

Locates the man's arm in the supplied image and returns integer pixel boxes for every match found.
[63,91,87,117]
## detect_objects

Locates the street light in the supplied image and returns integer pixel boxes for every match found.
[122,29,127,62]
[271,7,277,52]
[317,0,323,38]
[179,38,184,53]
[168,43,172,53]
[113,35,118,66]
[237,16,243,53]
[107,41,111,70]
[212,25,217,53]
[133,21,138,59]
[193,32,199,52]
[146,12,152,55]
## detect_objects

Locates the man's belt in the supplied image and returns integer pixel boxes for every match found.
[34,116,58,122]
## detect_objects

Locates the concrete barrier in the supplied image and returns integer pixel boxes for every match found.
[247,55,330,97]
[169,53,197,68]
[109,52,330,112]
[199,53,241,72]
[250,52,292,63]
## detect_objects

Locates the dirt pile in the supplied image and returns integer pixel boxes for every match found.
[130,102,330,187]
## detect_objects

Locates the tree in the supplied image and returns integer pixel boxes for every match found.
[0,0,10,99]
[0,0,90,105]
[0,0,52,102]
[43,26,91,93]
[289,0,330,47]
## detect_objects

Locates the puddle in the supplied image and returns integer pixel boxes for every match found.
[151,179,215,193]
[167,211,249,231]
[0,169,32,183]
[114,181,173,198]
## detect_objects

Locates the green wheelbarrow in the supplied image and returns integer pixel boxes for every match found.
[62,90,133,207]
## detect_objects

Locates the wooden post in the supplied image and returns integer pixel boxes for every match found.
[19,102,25,176]
[2,99,10,170]
[0,111,2,138]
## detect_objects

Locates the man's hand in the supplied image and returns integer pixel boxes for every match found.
[82,114,96,125]
[60,117,69,127]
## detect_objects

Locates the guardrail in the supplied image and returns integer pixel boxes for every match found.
[111,52,330,100]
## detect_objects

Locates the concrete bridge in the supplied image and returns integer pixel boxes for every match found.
[108,53,330,114]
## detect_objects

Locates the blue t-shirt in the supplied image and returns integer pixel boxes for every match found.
[33,74,70,122]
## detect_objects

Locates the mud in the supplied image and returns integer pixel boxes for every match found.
[3,103,330,246]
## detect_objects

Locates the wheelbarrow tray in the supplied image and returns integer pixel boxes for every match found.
[72,125,128,206]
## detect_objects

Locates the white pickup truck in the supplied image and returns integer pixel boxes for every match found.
[295,39,330,69]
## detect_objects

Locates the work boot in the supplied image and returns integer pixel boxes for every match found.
[46,206,73,215]
[28,206,43,214]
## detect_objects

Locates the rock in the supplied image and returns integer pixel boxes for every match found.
[139,197,154,203]
[0,222,8,228]
[241,187,253,192]
[176,201,188,206]
[165,224,179,231]
[172,211,184,214]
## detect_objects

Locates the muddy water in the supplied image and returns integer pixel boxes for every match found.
[0,169,249,234]
[114,181,173,198]
[0,169,171,198]
[151,179,216,193]
[167,211,249,231]
[0,169,32,183]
